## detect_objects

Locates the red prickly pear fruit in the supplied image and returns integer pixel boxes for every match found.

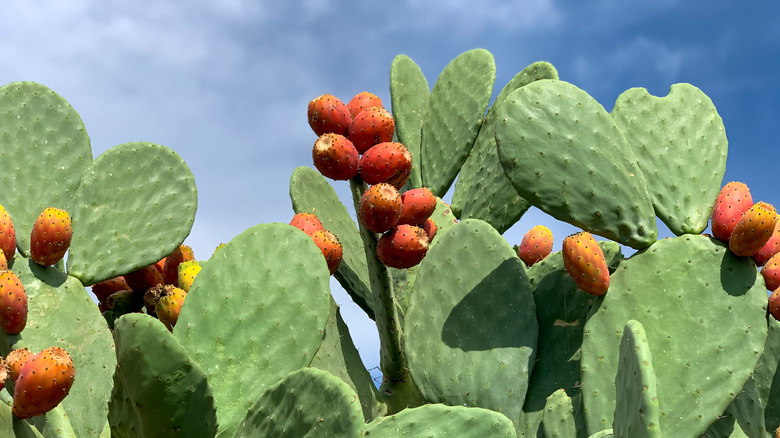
[359,142,413,189]
[729,202,778,257]
[398,188,437,226]
[154,257,166,275]
[753,223,780,266]
[6,347,33,383]
[347,91,384,118]
[0,205,16,261]
[376,224,430,269]
[0,270,27,334]
[91,276,130,302]
[562,231,610,296]
[711,182,753,242]
[307,94,352,137]
[359,183,403,234]
[290,213,325,237]
[13,346,75,419]
[422,217,437,242]
[770,289,780,321]
[30,207,72,267]
[148,284,187,331]
[762,253,780,291]
[313,133,359,180]
[348,106,395,154]
[310,229,343,275]
[518,225,554,267]
[163,244,195,285]
[124,264,164,295]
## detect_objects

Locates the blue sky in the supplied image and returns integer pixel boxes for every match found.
[1,1,778,380]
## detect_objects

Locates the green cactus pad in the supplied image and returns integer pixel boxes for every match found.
[451,61,558,232]
[580,235,768,436]
[611,84,727,235]
[173,222,331,437]
[233,367,365,438]
[613,320,661,438]
[589,430,614,438]
[4,257,116,438]
[519,241,623,436]
[496,79,657,249]
[703,375,767,437]
[420,49,496,197]
[0,82,92,255]
[66,142,197,285]
[363,403,517,437]
[390,54,429,190]
[108,313,217,438]
[405,219,537,426]
[290,166,374,320]
[310,296,385,422]
[754,317,780,433]
[0,394,44,438]
[541,389,576,438]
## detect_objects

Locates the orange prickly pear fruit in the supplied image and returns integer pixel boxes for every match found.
[124,264,164,295]
[312,133,360,181]
[762,253,780,291]
[290,213,325,237]
[0,205,16,261]
[347,91,383,118]
[178,260,202,292]
[358,183,403,234]
[359,142,413,189]
[30,207,72,266]
[753,222,780,266]
[518,225,554,267]
[91,276,130,303]
[13,346,76,419]
[729,202,777,257]
[310,230,343,275]
[398,188,437,226]
[149,285,187,331]
[0,270,27,335]
[6,347,34,382]
[562,231,610,296]
[770,289,780,321]
[308,94,352,137]
[376,224,429,269]
[163,244,195,285]
[711,182,753,242]
[348,106,395,154]
[422,217,437,243]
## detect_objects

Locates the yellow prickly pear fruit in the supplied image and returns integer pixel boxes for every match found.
[178,260,201,292]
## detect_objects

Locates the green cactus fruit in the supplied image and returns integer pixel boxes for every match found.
[562,231,610,296]
[312,133,360,181]
[358,142,412,189]
[0,270,26,335]
[518,225,553,267]
[177,260,201,292]
[6,347,33,383]
[308,94,352,137]
[162,244,194,285]
[91,275,130,302]
[376,224,429,269]
[12,346,75,419]
[729,201,777,257]
[347,91,384,118]
[754,222,780,266]
[348,106,395,154]
[0,205,16,262]
[311,229,343,275]
[711,182,753,243]
[289,212,325,237]
[358,183,402,234]
[398,187,436,226]
[29,207,72,267]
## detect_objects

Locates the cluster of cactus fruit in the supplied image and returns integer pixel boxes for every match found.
[0,48,779,437]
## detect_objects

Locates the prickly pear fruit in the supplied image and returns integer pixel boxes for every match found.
[30,207,72,266]
[753,223,780,266]
[6,348,33,382]
[290,213,325,237]
[358,142,413,188]
[358,183,403,233]
[0,251,7,271]
[376,224,429,269]
[770,289,780,321]
[422,217,437,243]
[729,201,777,257]
[163,244,195,285]
[347,91,384,118]
[107,289,144,314]
[310,230,343,275]
[153,257,166,275]
[148,284,187,331]
[348,106,395,154]
[308,94,352,137]
[762,252,780,292]
[313,133,360,180]
[124,264,164,295]
[91,276,130,302]
[712,182,753,242]
[0,270,26,335]
[13,346,75,419]
[562,231,610,296]
[0,205,16,261]
[518,225,554,267]
[178,260,202,292]
[398,187,437,226]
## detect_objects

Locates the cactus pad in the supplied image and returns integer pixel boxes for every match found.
[363,403,517,437]
[390,54,429,190]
